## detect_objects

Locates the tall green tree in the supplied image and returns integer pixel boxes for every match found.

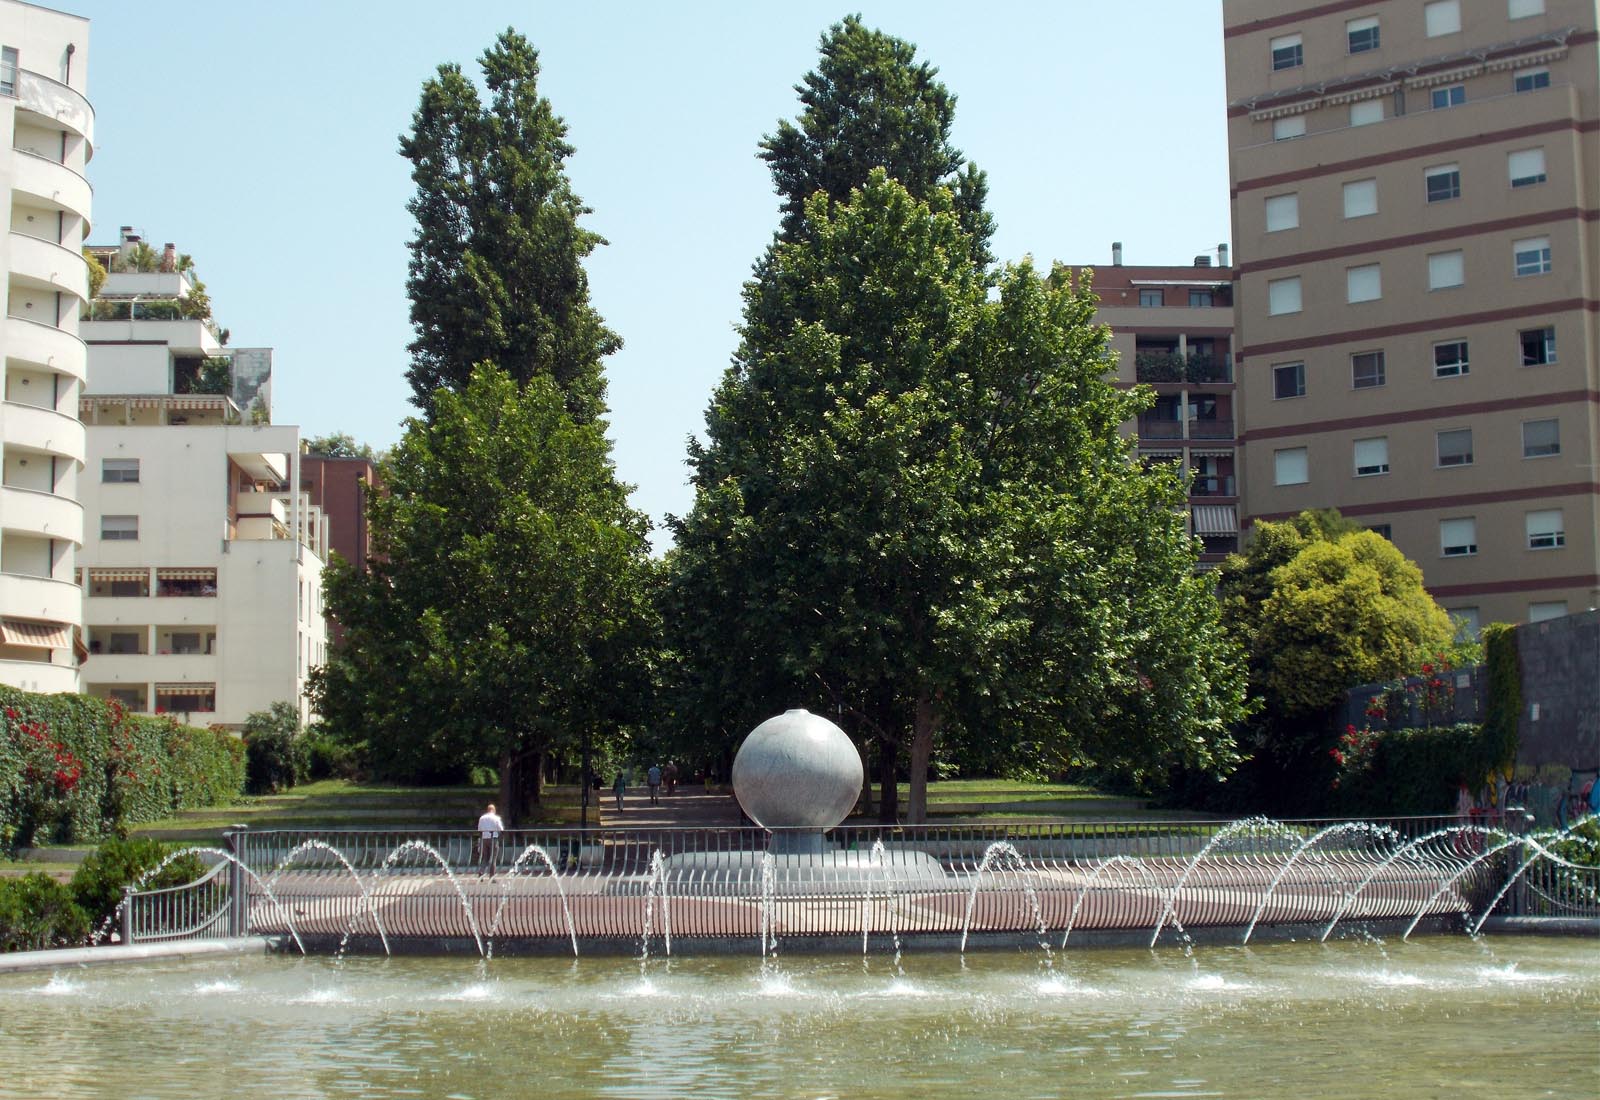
[314,367,655,818]
[400,29,619,422]
[760,15,994,263]
[665,171,1246,822]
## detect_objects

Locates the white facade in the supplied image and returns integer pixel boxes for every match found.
[78,258,327,727]
[0,1,90,693]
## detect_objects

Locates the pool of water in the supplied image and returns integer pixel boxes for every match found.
[0,936,1594,1099]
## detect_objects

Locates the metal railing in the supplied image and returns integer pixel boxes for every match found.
[1190,475,1236,497]
[122,859,232,944]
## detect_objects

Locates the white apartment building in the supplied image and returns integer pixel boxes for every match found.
[0,0,90,692]
[77,235,327,727]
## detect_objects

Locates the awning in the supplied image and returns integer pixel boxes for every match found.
[72,625,88,664]
[156,683,215,695]
[1192,504,1240,536]
[2,619,73,649]
[88,568,148,583]
[1189,448,1235,459]
[156,568,217,581]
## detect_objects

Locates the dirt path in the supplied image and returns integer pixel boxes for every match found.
[599,786,744,829]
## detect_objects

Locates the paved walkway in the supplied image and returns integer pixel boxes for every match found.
[599,786,743,829]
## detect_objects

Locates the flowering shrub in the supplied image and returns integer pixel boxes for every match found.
[1330,722,1495,815]
[0,687,243,849]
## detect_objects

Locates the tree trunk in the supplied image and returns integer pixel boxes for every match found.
[529,749,546,806]
[498,751,517,827]
[877,736,899,823]
[907,691,939,825]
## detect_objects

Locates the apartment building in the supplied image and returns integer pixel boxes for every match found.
[77,233,328,726]
[0,0,89,691]
[1073,249,1242,567]
[1224,0,1599,632]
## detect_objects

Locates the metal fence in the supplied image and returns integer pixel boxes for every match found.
[120,817,1597,952]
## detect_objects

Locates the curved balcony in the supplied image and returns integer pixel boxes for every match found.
[0,485,82,544]
[1,401,85,464]
[15,70,95,153]
[1,315,86,378]
[0,572,83,625]
[6,232,88,300]
[8,149,93,218]
[0,658,79,694]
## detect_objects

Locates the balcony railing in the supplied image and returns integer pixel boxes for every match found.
[1136,416,1184,439]
[1190,476,1236,497]
[1187,417,1235,440]
[1134,353,1233,385]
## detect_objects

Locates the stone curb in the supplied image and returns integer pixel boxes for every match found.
[1477,916,1600,937]
[0,937,274,975]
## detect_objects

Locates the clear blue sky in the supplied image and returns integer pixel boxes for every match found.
[71,1,1231,548]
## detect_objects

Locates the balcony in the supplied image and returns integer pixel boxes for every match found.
[2,315,85,378]
[1190,475,1237,498]
[7,231,88,300]
[1137,416,1185,440]
[8,148,92,217]
[0,485,82,543]
[0,658,78,694]
[0,573,82,625]
[14,69,95,150]
[1187,417,1235,440]
[1134,353,1234,385]
[1,400,86,464]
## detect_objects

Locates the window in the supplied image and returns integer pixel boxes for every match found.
[1268,277,1301,315]
[1528,601,1567,623]
[1273,362,1305,399]
[1188,290,1213,308]
[1425,0,1461,36]
[101,458,140,484]
[1369,524,1393,540]
[0,47,16,97]
[1508,0,1545,17]
[1347,263,1381,303]
[1440,517,1477,557]
[1274,447,1308,486]
[1428,250,1464,290]
[1506,148,1547,189]
[1347,16,1380,53]
[1436,428,1473,467]
[1354,437,1389,476]
[1449,607,1481,641]
[1271,33,1303,71]
[1273,115,1306,141]
[1264,193,1299,231]
[1430,84,1465,109]
[1343,178,1378,218]
[169,632,203,655]
[1350,99,1384,126]
[1522,418,1560,458]
[1520,326,1556,365]
[156,568,217,597]
[1514,67,1549,93]
[1425,163,1460,202]
[1138,289,1163,307]
[101,515,138,541]
[106,632,142,655]
[1351,351,1385,389]
[1433,340,1469,378]
[1513,236,1551,276]
[1526,510,1565,550]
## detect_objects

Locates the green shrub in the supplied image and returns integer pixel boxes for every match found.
[0,873,89,952]
[0,688,243,849]
[305,735,362,781]
[243,702,305,794]
[70,836,206,931]
[1334,722,1496,816]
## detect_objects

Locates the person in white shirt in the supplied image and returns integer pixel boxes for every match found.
[476,803,505,878]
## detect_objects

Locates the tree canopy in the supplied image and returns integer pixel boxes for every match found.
[664,171,1247,821]
[304,432,376,461]
[314,367,655,813]
[400,29,619,422]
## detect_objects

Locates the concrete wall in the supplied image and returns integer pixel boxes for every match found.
[1515,608,1600,770]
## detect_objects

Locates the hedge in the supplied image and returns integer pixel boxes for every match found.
[0,686,244,849]
[1334,722,1499,816]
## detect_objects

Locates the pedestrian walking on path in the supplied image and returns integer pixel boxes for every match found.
[613,771,627,813]
[647,763,663,805]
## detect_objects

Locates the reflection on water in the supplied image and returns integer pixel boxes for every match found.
[0,937,1595,1100]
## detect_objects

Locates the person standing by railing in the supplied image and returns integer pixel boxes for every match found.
[477,803,504,879]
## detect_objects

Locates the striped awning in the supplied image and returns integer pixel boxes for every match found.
[1189,448,1235,459]
[88,568,148,583]
[72,625,88,664]
[156,568,216,581]
[1192,505,1240,536]
[155,683,215,695]
[2,619,73,649]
